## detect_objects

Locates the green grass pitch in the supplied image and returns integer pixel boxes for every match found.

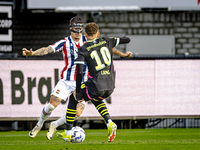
[0,128,200,150]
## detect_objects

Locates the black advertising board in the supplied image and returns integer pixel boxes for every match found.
[0,4,13,53]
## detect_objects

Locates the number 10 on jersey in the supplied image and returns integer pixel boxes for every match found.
[90,46,111,71]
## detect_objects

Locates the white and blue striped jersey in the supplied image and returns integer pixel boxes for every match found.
[50,35,88,82]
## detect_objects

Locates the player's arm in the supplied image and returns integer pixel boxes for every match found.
[112,47,132,58]
[22,46,54,56]
[74,51,85,102]
[76,63,84,102]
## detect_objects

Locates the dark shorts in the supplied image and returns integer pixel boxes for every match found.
[80,83,113,101]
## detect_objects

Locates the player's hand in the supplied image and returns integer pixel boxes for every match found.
[124,51,132,58]
[22,48,33,56]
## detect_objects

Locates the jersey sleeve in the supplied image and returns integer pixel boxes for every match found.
[108,37,130,48]
[49,39,66,53]
[107,37,120,48]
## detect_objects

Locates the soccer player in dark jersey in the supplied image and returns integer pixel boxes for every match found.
[23,17,132,141]
[57,22,130,142]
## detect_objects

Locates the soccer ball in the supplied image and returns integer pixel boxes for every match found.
[71,126,86,143]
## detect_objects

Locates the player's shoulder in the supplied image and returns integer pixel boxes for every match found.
[60,36,70,46]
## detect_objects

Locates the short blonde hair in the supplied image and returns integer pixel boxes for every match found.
[85,22,99,36]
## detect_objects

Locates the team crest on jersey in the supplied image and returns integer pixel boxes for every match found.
[56,89,60,94]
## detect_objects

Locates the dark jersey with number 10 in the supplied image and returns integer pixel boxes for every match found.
[75,37,130,96]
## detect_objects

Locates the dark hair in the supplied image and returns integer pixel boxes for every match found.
[70,16,84,26]
[85,22,99,36]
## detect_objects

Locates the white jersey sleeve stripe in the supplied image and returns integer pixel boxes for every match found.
[75,61,84,64]
[115,38,120,47]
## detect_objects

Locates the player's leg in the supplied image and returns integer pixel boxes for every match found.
[91,100,110,123]
[29,80,73,139]
[91,89,117,142]
[29,95,60,138]
[56,94,78,142]
[73,89,86,119]
[80,85,117,142]
[48,101,85,128]
[46,80,76,140]
[47,100,86,140]
[91,100,117,142]
[75,100,86,118]
[102,90,117,142]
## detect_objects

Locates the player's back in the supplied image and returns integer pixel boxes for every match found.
[80,37,116,92]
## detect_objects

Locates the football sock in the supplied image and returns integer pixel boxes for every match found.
[37,103,55,128]
[65,129,72,136]
[74,115,79,120]
[53,115,66,128]
[91,100,111,123]
[53,114,80,128]
[53,98,83,128]
[81,100,86,106]
[106,119,112,128]
[66,94,78,130]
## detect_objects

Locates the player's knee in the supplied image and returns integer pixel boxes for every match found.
[49,95,62,107]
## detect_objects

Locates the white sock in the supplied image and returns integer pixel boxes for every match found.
[65,130,72,136]
[74,115,79,120]
[51,101,87,129]
[53,114,79,128]
[106,119,112,128]
[53,115,66,128]
[37,103,55,128]
[81,100,86,105]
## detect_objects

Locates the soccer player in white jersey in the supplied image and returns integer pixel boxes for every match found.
[22,17,132,140]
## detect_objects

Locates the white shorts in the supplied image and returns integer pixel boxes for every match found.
[51,80,76,101]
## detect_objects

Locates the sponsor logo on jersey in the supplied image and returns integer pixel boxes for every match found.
[56,89,60,94]
[87,41,106,51]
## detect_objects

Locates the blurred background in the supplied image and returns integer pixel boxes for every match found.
[0,0,200,131]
